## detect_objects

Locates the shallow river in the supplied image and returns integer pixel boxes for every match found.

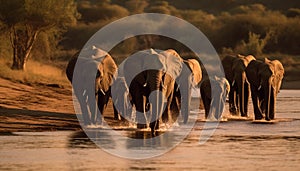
[0,90,299,170]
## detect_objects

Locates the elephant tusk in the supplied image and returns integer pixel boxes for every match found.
[143,83,147,87]
[82,90,86,96]
[232,80,235,87]
[258,85,261,91]
[100,89,106,95]
[161,82,165,89]
[176,85,180,92]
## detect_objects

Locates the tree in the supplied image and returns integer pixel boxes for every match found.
[125,0,148,14]
[0,0,79,70]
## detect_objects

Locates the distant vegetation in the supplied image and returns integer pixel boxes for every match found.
[0,0,299,87]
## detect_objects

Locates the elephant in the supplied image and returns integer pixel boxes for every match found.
[221,54,256,117]
[111,76,132,121]
[66,46,117,125]
[157,49,183,125]
[245,58,284,120]
[200,76,230,120]
[123,49,201,135]
[157,49,202,126]
[123,49,166,135]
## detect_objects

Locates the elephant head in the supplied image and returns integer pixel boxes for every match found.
[222,54,256,117]
[246,58,284,120]
[200,76,230,120]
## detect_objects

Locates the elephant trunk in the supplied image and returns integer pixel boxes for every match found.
[180,76,191,124]
[147,70,164,133]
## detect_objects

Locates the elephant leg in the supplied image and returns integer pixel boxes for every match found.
[237,81,246,117]
[162,75,176,124]
[269,90,275,120]
[264,86,275,121]
[97,92,110,124]
[169,90,181,123]
[204,97,211,119]
[77,92,91,125]
[128,81,147,129]
[250,86,263,120]
[149,90,164,136]
[86,90,98,125]
[241,82,249,117]
[113,104,120,120]
[180,81,191,124]
[162,92,174,124]
[229,86,237,115]
[135,95,148,129]
[200,87,210,119]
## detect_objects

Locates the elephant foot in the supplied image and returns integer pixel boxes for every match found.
[150,121,160,136]
[265,117,271,121]
[114,116,120,120]
[137,123,147,129]
[151,129,156,136]
[229,105,238,115]
[241,114,248,117]
[229,110,238,116]
[254,116,263,120]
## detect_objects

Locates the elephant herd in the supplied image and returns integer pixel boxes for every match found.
[222,54,284,121]
[66,46,284,136]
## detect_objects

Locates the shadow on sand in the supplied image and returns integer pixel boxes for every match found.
[0,106,81,133]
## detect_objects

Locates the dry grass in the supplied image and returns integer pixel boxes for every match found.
[0,58,70,88]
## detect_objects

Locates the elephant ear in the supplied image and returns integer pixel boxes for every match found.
[237,54,245,59]
[185,59,202,86]
[100,54,118,92]
[66,51,80,83]
[273,60,284,76]
[160,49,183,80]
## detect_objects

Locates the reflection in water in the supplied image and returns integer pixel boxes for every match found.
[68,131,96,149]
[68,122,194,159]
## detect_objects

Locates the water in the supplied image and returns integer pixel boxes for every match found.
[1,90,300,170]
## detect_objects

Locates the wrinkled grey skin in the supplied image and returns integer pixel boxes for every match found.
[246,58,284,120]
[222,54,256,117]
[66,46,117,125]
[200,77,230,120]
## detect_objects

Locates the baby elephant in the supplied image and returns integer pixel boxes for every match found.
[200,77,230,120]
[111,77,132,121]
